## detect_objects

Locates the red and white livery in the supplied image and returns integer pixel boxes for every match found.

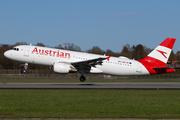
[4,38,176,82]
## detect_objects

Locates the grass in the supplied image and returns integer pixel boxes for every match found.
[0,89,180,119]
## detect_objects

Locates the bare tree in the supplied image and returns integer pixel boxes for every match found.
[86,46,105,55]
[36,43,45,47]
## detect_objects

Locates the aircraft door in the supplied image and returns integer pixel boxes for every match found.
[24,46,30,57]
[136,62,142,73]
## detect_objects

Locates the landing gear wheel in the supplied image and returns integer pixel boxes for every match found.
[23,69,27,74]
[20,69,27,74]
[80,75,86,82]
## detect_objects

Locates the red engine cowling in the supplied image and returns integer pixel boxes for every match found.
[53,62,70,73]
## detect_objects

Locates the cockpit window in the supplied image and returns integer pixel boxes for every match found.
[12,48,19,51]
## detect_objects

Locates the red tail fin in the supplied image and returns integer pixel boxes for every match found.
[138,38,176,74]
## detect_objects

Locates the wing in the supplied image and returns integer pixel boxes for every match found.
[71,56,111,74]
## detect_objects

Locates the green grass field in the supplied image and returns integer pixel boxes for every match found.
[0,89,180,119]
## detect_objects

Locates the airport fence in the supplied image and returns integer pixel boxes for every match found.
[0,69,180,79]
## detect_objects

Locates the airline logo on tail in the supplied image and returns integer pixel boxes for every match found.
[156,50,167,59]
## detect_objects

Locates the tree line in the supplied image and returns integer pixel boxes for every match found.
[0,42,179,70]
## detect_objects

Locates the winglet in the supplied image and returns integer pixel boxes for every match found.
[106,56,111,61]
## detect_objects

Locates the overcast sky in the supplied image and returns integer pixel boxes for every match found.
[0,0,180,52]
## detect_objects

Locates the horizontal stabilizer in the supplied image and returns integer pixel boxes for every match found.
[152,67,174,74]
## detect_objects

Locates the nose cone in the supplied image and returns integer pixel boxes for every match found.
[4,51,8,58]
[4,50,10,59]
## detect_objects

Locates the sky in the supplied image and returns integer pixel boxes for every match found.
[0,0,180,53]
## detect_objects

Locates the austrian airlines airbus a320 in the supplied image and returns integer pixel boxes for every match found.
[4,38,176,82]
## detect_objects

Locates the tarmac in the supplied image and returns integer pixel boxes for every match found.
[0,82,180,89]
[0,118,179,120]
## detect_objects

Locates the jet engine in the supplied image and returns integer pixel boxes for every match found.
[53,62,75,73]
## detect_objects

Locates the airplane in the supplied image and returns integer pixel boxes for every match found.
[4,38,176,82]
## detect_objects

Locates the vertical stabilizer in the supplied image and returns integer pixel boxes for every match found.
[138,38,176,74]
[147,38,176,65]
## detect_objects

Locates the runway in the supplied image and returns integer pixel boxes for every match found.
[0,82,180,89]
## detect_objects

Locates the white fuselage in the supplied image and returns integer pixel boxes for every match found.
[4,45,150,76]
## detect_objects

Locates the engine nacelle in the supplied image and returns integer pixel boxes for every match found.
[53,62,70,74]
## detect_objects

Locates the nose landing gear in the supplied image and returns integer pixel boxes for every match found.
[20,63,28,74]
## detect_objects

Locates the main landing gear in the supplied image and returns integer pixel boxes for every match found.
[80,75,86,82]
